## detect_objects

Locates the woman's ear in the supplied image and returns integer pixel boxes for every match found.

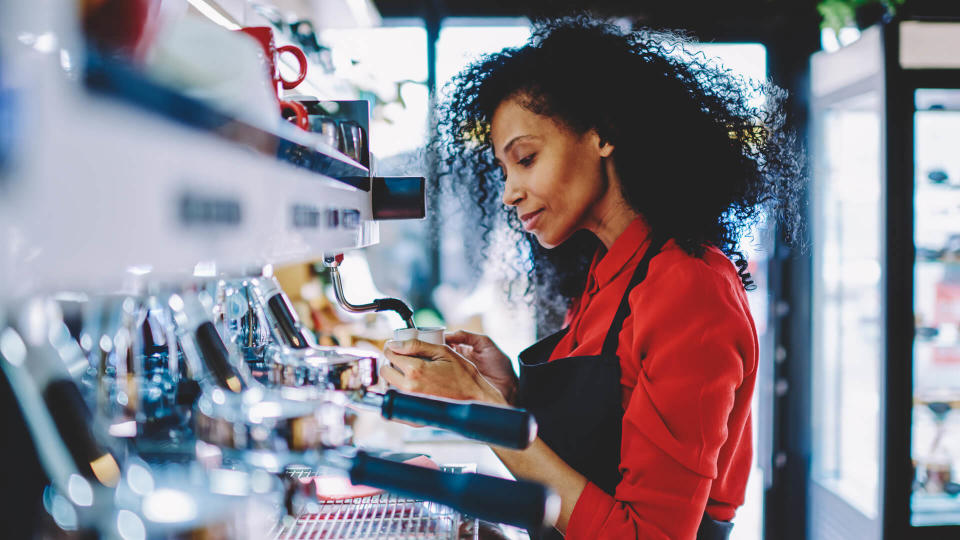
[588,129,613,158]
[599,138,615,158]
[592,128,614,158]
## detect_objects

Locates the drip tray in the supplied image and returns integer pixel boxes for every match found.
[274,464,482,540]
[272,492,468,539]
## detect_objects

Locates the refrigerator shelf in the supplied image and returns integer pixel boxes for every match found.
[911,493,960,527]
[916,258,960,266]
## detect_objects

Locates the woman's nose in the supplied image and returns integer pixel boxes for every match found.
[501,177,523,207]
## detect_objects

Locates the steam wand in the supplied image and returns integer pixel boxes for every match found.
[321,253,416,328]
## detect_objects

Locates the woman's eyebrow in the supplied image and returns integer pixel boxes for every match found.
[495,134,538,160]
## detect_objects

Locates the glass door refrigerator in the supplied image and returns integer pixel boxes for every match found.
[808,17,960,539]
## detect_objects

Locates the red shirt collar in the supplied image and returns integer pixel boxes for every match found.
[586,217,653,293]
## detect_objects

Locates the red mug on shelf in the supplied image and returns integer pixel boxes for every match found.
[238,26,309,96]
[281,100,310,130]
[237,26,310,130]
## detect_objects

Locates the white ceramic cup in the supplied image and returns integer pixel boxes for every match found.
[415,327,445,345]
[392,326,445,345]
[393,327,419,342]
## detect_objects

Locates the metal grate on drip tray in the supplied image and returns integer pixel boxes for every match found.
[272,492,461,540]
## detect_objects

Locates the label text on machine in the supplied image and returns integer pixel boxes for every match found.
[291,203,323,229]
[178,193,242,227]
[290,205,361,230]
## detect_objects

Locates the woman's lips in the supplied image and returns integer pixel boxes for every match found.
[520,209,544,231]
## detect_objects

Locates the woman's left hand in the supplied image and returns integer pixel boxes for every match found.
[381,339,509,406]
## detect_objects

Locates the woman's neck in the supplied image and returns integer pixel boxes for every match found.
[587,159,639,249]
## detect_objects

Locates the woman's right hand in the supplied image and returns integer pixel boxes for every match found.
[445,330,519,405]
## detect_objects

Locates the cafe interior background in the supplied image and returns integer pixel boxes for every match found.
[1,0,959,538]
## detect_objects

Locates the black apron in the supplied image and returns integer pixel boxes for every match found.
[517,237,733,540]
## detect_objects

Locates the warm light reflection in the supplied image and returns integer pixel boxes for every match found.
[226,375,242,393]
[90,453,121,487]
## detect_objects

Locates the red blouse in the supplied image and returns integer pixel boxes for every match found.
[553,218,758,540]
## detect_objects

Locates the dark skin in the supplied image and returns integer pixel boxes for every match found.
[381,93,639,533]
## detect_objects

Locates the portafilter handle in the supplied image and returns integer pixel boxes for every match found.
[321,253,415,328]
[2,301,122,491]
[345,450,560,533]
[364,389,538,450]
[168,293,247,394]
[248,277,313,350]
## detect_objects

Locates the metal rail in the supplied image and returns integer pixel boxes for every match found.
[272,492,461,540]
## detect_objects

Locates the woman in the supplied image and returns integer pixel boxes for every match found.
[381,16,803,540]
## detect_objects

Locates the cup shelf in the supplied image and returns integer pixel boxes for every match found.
[0,53,388,297]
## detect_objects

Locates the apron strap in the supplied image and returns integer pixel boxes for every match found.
[599,235,668,358]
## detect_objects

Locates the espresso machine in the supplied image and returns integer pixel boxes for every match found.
[0,3,557,538]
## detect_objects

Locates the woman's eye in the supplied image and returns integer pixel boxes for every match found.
[518,153,536,167]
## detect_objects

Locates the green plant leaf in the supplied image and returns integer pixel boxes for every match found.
[817,0,904,32]
[818,0,855,32]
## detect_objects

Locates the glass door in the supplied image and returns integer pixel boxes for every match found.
[810,88,885,537]
[808,26,886,539]
[911,88,960,527]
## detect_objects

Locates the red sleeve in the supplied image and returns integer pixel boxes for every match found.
[566,253,754,540]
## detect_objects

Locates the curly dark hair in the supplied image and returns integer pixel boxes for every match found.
[433,15,805,332]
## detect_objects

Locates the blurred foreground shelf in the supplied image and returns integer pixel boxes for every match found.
[0,53,380,296]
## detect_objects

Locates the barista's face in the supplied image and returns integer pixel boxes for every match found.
[491,95,614,248]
